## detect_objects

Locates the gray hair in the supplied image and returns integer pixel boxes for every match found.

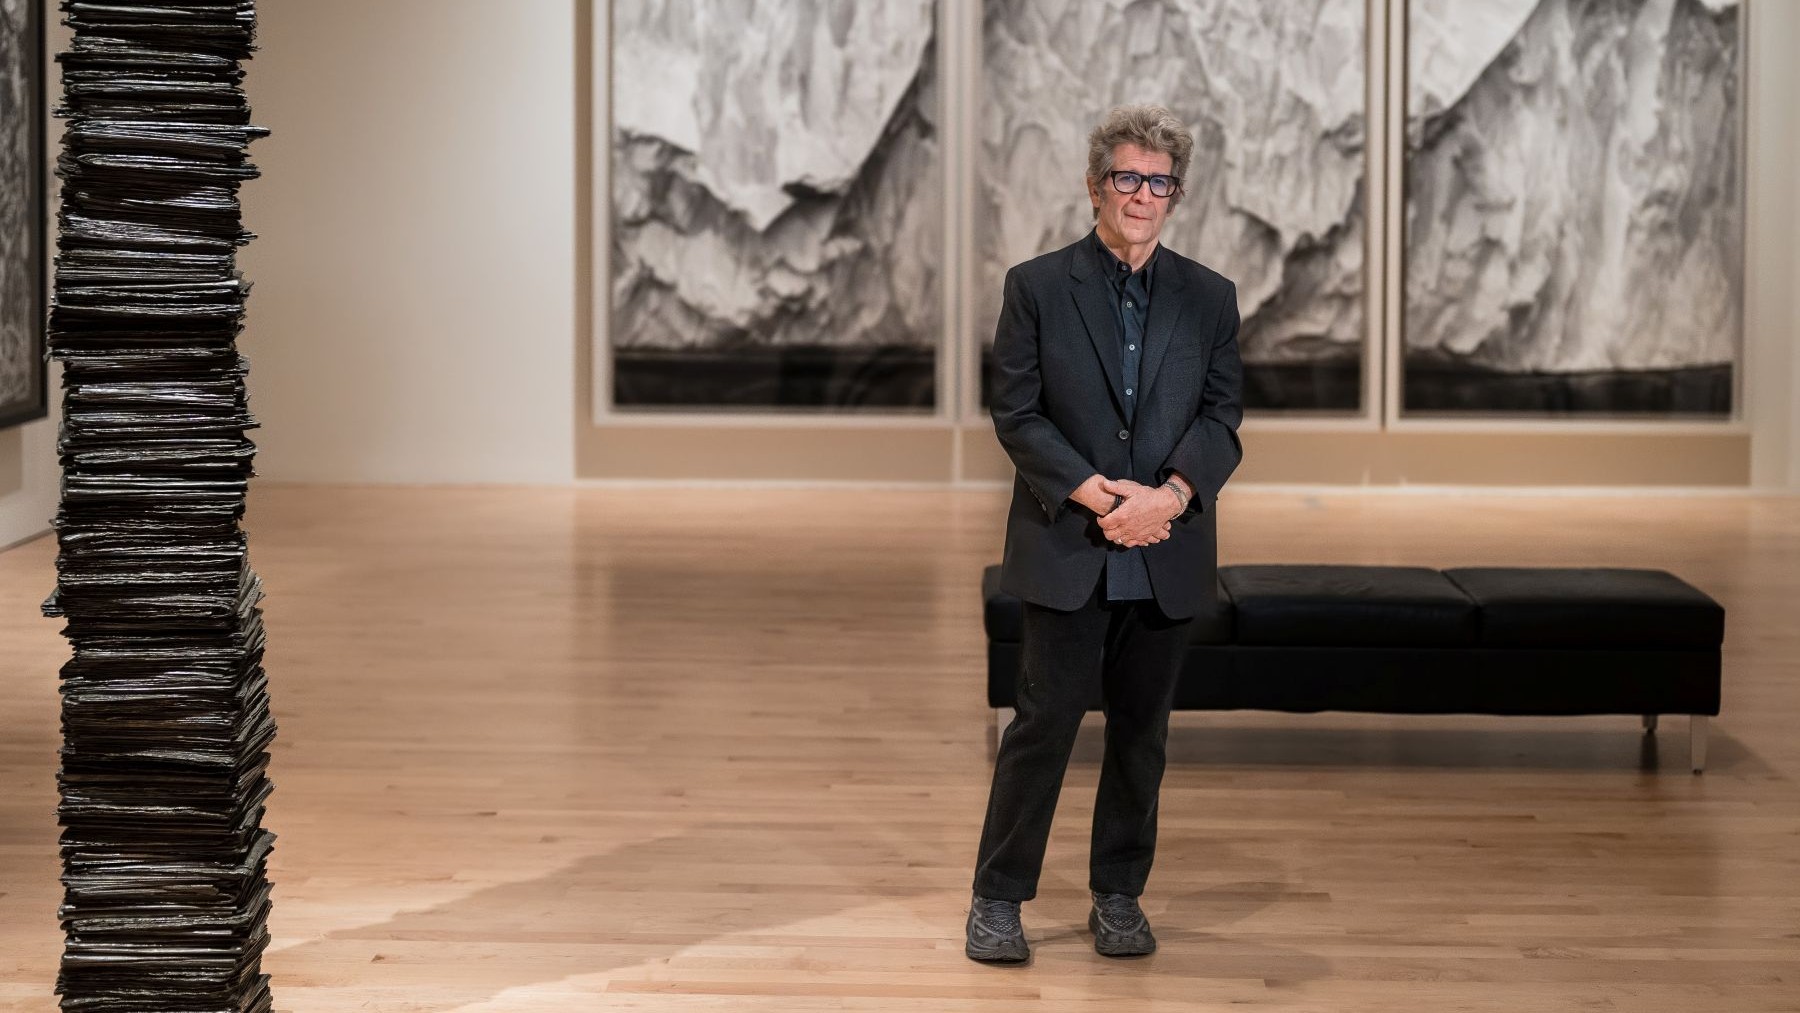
[1086,104,1194,217]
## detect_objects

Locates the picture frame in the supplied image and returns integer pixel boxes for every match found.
[603,0,945,416]
[973,0,1375,418]
[1394,0,1747,424]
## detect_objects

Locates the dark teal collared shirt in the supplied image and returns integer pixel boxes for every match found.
[1090,230,1159,602]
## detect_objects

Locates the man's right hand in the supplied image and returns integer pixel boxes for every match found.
[1098,479,1177,547]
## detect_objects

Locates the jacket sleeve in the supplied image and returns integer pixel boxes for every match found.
[1157,279,1244,513]
[989,265,1100,520]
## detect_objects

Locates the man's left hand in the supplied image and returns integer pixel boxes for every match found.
[1097,479,1181,547]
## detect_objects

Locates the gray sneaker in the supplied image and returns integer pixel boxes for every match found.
[1088,891,1156,956]
[965,893,1030,963]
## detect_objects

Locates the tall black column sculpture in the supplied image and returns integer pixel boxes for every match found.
[39,2,274,1011]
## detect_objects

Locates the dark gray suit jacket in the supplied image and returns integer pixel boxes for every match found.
[991,230,1245,620]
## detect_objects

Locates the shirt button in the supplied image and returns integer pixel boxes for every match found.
[1128,344,1136,351]
[1125,388,1133,396]
[1118,429,1130,440]
[1125,301,1133,308]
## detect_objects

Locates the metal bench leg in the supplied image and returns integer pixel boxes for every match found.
[1690,715,1709,774]
[1642,714,1658,733]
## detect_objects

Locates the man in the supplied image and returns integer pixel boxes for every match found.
[967,105,1245,963]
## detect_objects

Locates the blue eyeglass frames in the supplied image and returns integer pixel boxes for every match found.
[1104,170,1182,198]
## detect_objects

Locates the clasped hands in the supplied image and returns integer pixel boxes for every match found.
[1074,474,1185,548]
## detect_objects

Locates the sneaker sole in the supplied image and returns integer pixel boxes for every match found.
[965,942,1031,964]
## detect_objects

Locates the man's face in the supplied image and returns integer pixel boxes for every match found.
[1089,143,1175,249]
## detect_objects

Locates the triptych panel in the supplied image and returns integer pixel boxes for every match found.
[1403,0,1742,417]
[609,0,942,411]
[978,0,1368,413]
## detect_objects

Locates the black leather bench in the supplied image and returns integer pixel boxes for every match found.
[983,564,1725,772]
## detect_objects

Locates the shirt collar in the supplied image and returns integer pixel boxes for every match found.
[1090,228,1157,290]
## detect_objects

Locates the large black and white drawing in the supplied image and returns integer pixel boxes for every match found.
[1403,0,1743,416]
[978,0,1368,412]
[610,0,941,411]
[0,0,43,429]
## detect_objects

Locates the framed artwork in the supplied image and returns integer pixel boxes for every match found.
[1401,0,1744,418]
[607,0,942,412]
[977,0,1370,414]
[0,0,44,430]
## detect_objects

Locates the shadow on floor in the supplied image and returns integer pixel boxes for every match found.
[262,804,1325,1007]
[1047,716,1753,774]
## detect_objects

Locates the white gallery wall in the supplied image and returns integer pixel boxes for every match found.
[1746,0,1800,490]
[232,0,577,485]
[0,364,54,549]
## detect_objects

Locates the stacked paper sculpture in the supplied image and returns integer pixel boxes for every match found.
[39,2,275,1010]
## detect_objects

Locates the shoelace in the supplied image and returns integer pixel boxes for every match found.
[1093,893,1143,931]
[975,897,1022,935]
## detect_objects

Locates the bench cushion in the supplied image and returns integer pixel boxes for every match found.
[1443,567,1725,649]
[981,566,1021,641]
[981,565,1233,644]
[1221,565,1478,647]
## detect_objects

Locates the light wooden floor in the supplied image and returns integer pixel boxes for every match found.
[2,485,1798,1012]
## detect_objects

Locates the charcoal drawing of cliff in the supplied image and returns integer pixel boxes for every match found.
[610,0,941,411]
[1404,0,1742,415]
[979,0,1368,412]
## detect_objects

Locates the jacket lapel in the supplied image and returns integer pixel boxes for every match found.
[1138,254,1187,398]
[1068,236,1127,415]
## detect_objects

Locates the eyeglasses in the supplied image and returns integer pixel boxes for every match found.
[1104,170,1181,198]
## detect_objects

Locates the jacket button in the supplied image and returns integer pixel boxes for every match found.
[1118,429,1130,440]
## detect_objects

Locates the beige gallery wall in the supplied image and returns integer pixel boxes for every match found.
[0,371,55,550]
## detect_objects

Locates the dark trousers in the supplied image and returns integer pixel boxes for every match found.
[972,578,1192,901]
